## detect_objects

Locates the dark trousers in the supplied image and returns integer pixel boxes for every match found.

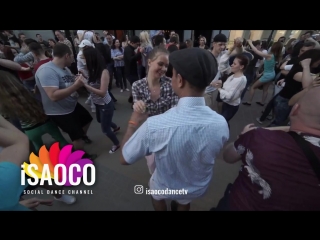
[259,93,279,121]
[210,183,232,211]
[106,63,117,102]
[241,69,255,100]
[221,102,239,122]
[116,66,127,89]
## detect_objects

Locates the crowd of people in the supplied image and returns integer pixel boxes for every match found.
[0,29,320,211]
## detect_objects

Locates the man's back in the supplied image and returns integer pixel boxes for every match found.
[231,128,320,211]
[147,97,229,199]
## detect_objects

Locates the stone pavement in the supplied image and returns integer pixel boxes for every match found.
[25,85,274,211]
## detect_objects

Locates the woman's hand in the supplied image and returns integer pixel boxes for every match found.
[133,100,147,113]
[300,58,311,69]
[20,67,31,71]
[247,39,252,45]
[308,77,320,90]
[212,80,222,89]
[20,198,53,209]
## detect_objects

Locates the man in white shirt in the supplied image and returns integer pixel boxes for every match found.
[204,34,228,110]
[120,48,229,211]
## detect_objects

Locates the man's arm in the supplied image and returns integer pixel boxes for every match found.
[36,68,83,102]
[120,112,149,165]
[14,52,34,63]
[223,142,242,164]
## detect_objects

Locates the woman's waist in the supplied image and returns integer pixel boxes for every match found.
[21,118,50,131]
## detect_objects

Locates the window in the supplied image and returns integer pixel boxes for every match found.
[289,30,302,39]
[250,30,263,40]
[227,30,243,49]
[274,30,286,41]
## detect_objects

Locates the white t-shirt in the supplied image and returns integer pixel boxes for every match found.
[77,30,94,43]
[255,49,268,67]
[218,75,247,106]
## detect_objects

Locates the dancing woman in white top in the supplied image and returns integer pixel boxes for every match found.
[214,54,248,126]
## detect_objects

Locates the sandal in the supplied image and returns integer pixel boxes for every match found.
[242,102,251,106]
[256,102,265,106]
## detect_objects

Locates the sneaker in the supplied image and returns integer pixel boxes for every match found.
[113,127,120,133]
[266,115,273,121]
[109,145,120,154]
[91,108,96,113]
[256,117,263,124]
[125,88,130,91]
[82,136,92,144]
[54,195,76,204]
[83,153,98,160]
[85,99,91,105]
[120,89,123,93]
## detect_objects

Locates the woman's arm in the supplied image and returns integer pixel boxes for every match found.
[218,77,246,102]
[288,88,308,106]
[0,58,30,71]
[83,69,109,97]
[247,40,271,59]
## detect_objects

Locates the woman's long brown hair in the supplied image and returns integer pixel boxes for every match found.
[0,70,47,124]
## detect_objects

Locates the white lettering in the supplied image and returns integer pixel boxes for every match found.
[27,164,39,186]
[54,164,66,186]
[83,165,95,186]
[21,164,25,185]
[39,164,52,185]
[69,164,81,185]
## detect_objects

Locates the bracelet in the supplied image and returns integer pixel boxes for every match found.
[128,120,137,126]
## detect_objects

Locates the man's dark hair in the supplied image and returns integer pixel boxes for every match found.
[179,42,187,50]
[28,42,44,56]
[153,35,164,47]
[53,43,72,58]
[253,40,261,46]
[305,31,314,36]
[169,36,178,44]
[36,34,40,37]
[18,33,25,38]
[303,41,316,48]
[24,38,37,46]
[130,35,140,43]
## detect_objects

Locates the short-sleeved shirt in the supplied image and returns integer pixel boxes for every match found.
[35,61,78,115]
[0,162,30,211]
[230,128,320,211]
[122,97,229,200]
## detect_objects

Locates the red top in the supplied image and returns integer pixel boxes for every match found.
[18,63,33,80]
[34,58,52,73]
[230,128,320,211]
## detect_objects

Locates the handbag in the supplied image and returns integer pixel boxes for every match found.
[288,131,320,183]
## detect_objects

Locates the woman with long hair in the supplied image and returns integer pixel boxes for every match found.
[0,70,69,153]
[111,39,129,92]
[139,31,153,79]
[132,47,179,174]
[214,54,248,126]
[82,47,121,154]
[198,36,209,50]
[243,41,283,106]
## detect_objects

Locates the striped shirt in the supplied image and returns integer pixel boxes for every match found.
[111,48,125,67]
[89,81,112,105]
[122,97,229,200]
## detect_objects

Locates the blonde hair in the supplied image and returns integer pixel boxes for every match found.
[140,31,152,48]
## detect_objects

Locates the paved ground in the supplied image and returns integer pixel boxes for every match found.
[24,84,274,211]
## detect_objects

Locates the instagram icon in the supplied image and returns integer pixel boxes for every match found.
[134,185,144,194]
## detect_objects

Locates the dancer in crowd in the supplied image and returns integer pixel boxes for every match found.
[219,85,320,211]
[121,48,228,211]
[111,39,129,92]
[139,31,153,79]
[214,54,248,125]
[0,70,69,153]
[132,47,179,174]
[243,41,283,106]
[35,43,97,159]
[82,47,121,154]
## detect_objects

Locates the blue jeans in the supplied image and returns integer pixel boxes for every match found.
[271,95,292,126]
[95,101,119,145]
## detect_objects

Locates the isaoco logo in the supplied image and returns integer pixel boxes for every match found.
[21,143,96,186]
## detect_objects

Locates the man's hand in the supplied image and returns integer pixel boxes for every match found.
[130,111,148,125]
[300,58,311,69]
[75,74,85,86]
[277,79,285,86]
[241,123,257,135]
[20,198,53,209]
